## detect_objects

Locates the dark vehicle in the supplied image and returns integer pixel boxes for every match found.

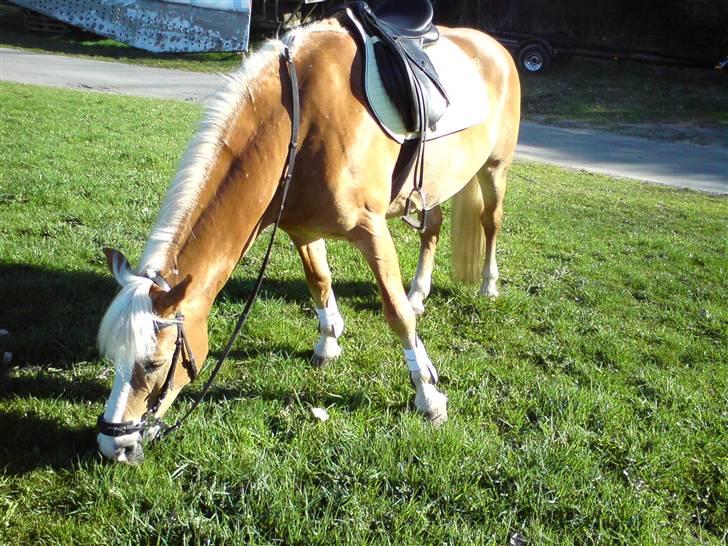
[490,28,727,74]
[435,0,727,75]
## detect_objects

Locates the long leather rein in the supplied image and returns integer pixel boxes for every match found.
[98,45,301,442]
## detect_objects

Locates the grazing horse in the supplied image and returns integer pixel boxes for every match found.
[96,17,520,463]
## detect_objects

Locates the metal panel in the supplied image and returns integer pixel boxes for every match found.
[162,0,250,13]
[9,0,250,52]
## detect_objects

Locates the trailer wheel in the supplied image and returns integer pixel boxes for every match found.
[518,44,551,74]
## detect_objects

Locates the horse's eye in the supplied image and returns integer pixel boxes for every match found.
[142,359,165,373]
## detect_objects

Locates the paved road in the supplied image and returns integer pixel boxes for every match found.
[2,47,726,194]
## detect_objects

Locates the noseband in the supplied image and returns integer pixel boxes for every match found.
[97,302,198,438]
[98,45,300,443]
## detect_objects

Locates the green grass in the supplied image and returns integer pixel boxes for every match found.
[2,4,728,145]
[520,58,728,145]
[1,82,727,544]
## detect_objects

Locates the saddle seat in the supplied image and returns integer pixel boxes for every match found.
[374,0,436,41]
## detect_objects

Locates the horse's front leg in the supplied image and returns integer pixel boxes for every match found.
[292,236,345,365]
[407,205,443,315]
[350,214,448,425]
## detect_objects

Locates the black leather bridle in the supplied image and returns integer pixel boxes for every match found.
[98,45,301,442]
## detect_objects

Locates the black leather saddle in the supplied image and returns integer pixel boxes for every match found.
[374,0,438,40]
[341,0,449,230]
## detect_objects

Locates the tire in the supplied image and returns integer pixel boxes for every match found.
[518,44,551,74]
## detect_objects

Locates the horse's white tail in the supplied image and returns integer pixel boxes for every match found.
[450,175,485,284]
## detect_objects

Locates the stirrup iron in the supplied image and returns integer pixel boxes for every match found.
[402,188,427,232]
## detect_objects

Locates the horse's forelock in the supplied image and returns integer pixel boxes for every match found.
[98,274,157,378]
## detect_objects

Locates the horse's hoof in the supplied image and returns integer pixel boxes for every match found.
[479,281,499,298]
[414,383,448,426]
[310,353,330,368]
[427,408,448,427]
[313,336,342,364]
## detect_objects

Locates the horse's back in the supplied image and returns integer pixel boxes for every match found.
[284,20,520,234]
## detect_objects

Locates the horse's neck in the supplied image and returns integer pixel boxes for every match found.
[159,72,292,315]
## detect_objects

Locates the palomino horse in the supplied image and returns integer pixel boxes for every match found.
[97,17,520,462]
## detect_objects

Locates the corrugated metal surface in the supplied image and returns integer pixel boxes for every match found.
[9,0,250,52]
[162,0,250,13]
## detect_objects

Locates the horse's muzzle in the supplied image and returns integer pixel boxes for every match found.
[97,431,144,464]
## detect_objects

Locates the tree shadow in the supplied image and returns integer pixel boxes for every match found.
[0,264,116,367]
[0,408,97,476]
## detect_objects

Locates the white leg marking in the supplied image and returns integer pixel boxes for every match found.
[407,260,431,316]
[404,337,448,425]
[480,248,499,298]
[313,293,344,362]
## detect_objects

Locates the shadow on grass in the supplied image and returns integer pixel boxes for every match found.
[222,276,383,312]
[0,264,117,367]
[5,371,109,403]
[0,408,97,475]
[0,263,384,367]
[223,277,457,313]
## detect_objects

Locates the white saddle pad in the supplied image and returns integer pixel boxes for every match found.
[361,35,490,143]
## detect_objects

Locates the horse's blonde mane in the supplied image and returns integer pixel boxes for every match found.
[98,260,158,376]
[139,39,286,274]
[99,20,349,373]
[139,19,349,276]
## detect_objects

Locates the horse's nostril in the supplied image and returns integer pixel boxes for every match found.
[122,442,145,464]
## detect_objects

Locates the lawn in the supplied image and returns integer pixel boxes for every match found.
[2,4,727,145]
[521,58,728,146]
[0,82,726,544]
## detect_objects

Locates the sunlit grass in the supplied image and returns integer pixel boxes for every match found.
[1,82,726,544]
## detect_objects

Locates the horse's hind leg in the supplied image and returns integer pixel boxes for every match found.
[479,160,509,298]
[350,215,448,425]
[292,237,344,365]
[407,205,443,315]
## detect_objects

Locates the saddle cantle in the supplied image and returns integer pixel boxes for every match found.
[373,0,438,41]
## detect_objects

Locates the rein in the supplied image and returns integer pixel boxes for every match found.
[98,45,301,442]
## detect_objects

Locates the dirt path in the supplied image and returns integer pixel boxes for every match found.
[1,47,726,194]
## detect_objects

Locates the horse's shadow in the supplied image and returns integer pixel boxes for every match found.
[0,264,414,474]
[0,264,383,367]
[222,276,383,313]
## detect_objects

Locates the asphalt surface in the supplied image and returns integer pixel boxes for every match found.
[2,47,726,194]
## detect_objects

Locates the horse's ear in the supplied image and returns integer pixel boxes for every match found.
[103,247,133,280]
[152,275,193,314]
